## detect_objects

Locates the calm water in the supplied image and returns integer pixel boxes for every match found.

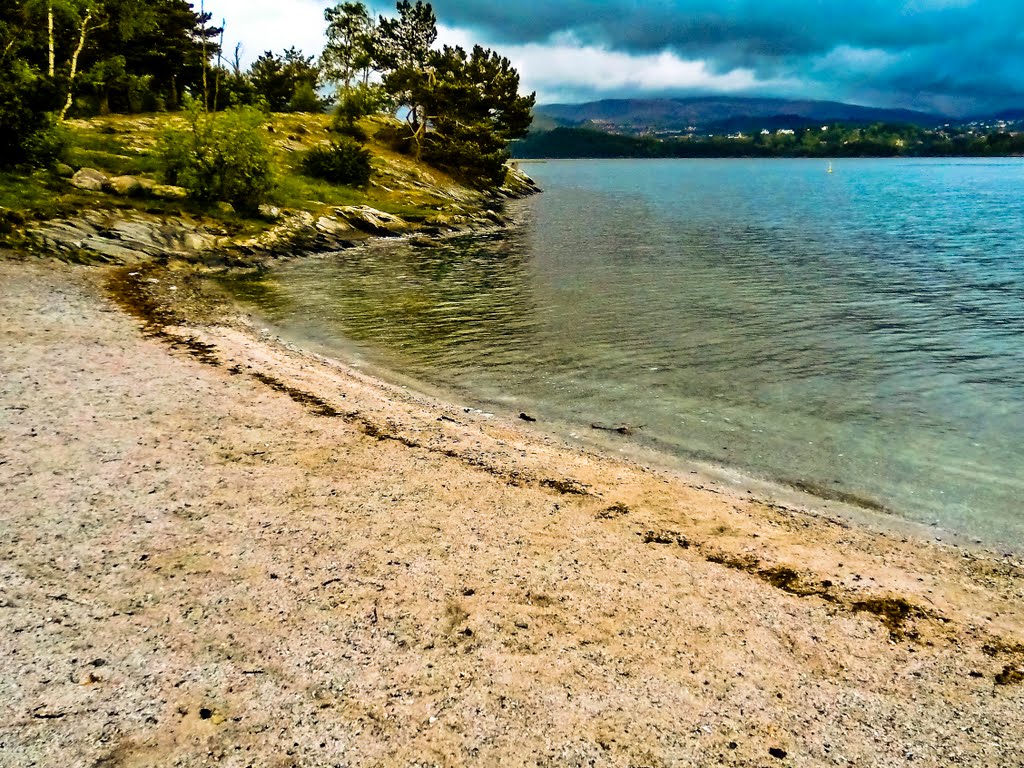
[217,159,1024,546]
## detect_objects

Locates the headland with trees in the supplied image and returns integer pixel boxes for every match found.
[0,0,536,234]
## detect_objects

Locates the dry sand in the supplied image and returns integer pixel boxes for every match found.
[1,257,1022,767]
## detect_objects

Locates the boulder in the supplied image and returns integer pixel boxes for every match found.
[105,175,143,196]
[214,201,235,216]
[71,167,108,192]
[336,205,409,236]
[151,184,188,201]
[258,204,282,221]
[183,232,215,252]
[55,163,75,178]
[315,216,352,237]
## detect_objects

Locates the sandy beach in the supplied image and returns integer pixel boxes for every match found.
[2,256,1023,767]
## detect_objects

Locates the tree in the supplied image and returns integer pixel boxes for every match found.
[110,0,219,112]
[321,2,378,132]
[321,2,374,91]
[376,0,436,147]
[371,1,534,186]
[0,1,63,167]
[420,45,535,186]
[249,47,321,112]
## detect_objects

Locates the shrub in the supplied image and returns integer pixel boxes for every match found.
[300,138,372,187]
[289,83,327,114]
[373,122,414,154]
[0,58,63,169]
[332,83,390,138]
[158,103,275,212]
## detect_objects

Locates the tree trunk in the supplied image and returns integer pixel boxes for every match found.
[47,3,55,77]
[58,12,92,121]
[99,86,110,116]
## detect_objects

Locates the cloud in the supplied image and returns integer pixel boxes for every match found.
[199,0,1024,115]
[435,0,1024,113]
[201,0,331,65]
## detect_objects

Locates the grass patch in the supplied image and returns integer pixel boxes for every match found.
[272,172,367,211]
[3,111,490,240]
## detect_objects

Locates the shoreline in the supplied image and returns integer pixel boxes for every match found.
[223,298,990,556]
[201,219,1018,559]
[3,256,1024,765]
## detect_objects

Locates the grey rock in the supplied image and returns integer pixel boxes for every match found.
[151,184,189,201]
[110,220,157,246]
[315,216,352,236]
[183,232,215,252]
[105,176,143,196]
[71,168,108,192]
[55,163,75,178]
[336,205,408,236]
[258,204,282,221]
[80,237,147,262]
[214,201,235,216]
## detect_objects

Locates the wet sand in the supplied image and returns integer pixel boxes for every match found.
[1,258,1022,767]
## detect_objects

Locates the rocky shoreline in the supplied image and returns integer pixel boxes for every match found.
[17,162,540,268]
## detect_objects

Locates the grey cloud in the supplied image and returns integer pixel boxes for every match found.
[424,0,1024,113]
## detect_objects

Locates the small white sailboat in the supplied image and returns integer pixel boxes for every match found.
[827,161,834,174]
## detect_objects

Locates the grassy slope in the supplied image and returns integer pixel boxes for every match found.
[0,113,490,239]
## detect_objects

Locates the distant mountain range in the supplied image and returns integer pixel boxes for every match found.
[533,97,980,135]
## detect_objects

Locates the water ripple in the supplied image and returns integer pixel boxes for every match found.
[217,158,1024,547]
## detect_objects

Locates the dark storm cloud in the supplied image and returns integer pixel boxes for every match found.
[431,0,1024,113]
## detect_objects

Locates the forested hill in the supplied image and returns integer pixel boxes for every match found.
[535,97,945,133]
[512,125,1024,159]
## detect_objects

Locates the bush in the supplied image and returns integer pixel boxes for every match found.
[158,103,275,212]
[332,121,368,143]
[300,138,372,187]
[332,83,390,137]
[289,83,327,114]
[0,58,63,169]
[373,122,414,154]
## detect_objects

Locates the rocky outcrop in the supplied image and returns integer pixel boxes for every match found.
[26,212,228,264]
[22,161,540,265]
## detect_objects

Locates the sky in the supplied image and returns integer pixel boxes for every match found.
[201,0,1024,116]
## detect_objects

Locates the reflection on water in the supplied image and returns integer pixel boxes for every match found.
[215,158,1024,547]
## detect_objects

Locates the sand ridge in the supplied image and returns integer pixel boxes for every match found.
[1,258,1022,767]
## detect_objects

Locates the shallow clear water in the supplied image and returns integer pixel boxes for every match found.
[217,158,1024,546]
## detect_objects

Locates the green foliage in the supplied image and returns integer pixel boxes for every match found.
[0,51,64,168]
[368,2,534,188]
[512,124,1024,159]
[420,44,534,186]
[333,82,389,136]
[376,1,436,71]
[158,104,275,211]
[249,48,321,113]
[289,83,327,114]
[300,138,372,187]
[321,2,375,90]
